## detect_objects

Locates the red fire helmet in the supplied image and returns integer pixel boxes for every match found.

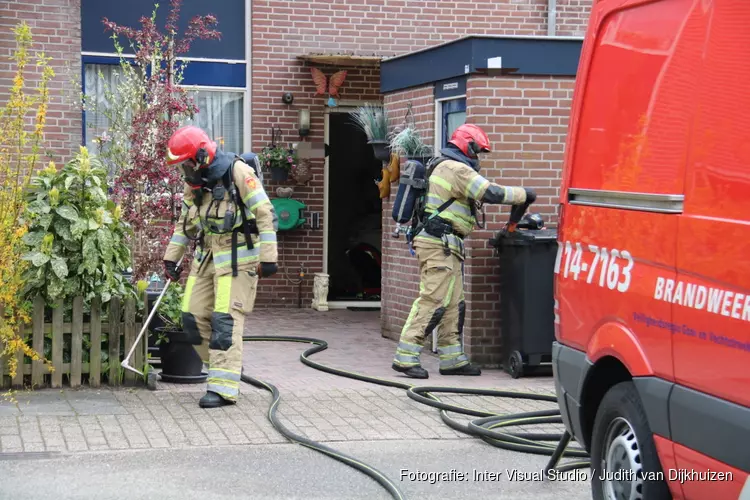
[449,123,491,157]
[166,126,217,167]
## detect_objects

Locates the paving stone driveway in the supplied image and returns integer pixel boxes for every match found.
[0,309,563,454]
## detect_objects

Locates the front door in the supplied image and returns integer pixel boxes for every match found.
[324,109,383,306]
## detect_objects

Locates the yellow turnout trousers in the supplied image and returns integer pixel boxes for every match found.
[393,244,469,371]
[181,249,258,401]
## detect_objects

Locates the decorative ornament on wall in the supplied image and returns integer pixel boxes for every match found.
[310,67,347,107]
[292,158,312,186]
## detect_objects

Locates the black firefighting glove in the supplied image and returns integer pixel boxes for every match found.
[164,260,182,282]
[508,189,538,226]
[523,187,537,204]
[258,262,278,278]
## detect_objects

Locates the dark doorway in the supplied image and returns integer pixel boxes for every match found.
[326,111,383,302]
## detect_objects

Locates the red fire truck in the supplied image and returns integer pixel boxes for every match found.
[551,0,750,499]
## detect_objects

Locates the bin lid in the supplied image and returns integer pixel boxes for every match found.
[489,228,558,247]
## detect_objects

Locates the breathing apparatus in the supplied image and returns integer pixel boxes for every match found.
[181,150,258,276]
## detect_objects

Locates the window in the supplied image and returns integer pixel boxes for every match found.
[84,63,128,153]
[442,98,466,149]
[435,97,467,153]
[182,89,244,154]
[82,63,245,155]
[568,0,695,195]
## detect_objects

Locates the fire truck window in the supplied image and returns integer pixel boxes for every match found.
[570,0,701,196]
[683,14,750,222]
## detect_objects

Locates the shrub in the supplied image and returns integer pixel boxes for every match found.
[0,22,55,381]
[20,147,133,306]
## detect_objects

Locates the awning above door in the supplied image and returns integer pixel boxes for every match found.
[297,53,383,68]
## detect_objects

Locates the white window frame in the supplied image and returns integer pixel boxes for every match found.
[433,94,467,156]
[180,84,247,153]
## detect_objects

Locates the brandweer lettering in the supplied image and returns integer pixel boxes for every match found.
[654,277,750,321]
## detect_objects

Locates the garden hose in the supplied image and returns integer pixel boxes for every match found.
[240,334,591,500]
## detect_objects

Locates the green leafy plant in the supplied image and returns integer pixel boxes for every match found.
[388,125,432,158]
[156,281,183,330]
[258,144,298,172]
[351,104,389,142]
[20,146,133,305]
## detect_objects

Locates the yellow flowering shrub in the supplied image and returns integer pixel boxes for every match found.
[0,22,55,382]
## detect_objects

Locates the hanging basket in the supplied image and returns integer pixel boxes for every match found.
[368,139,391,162]
[270,165,290,182]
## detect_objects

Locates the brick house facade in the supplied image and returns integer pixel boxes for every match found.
[0,0,593,368]
[251,1,591,312]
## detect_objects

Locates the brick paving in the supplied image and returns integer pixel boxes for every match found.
[0,309,563,454]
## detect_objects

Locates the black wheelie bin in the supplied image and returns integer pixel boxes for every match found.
[489,223,558,378]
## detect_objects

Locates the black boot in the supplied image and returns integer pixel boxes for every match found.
[440,363,481,376]
[392,363,429,379]
[199,391,236,408]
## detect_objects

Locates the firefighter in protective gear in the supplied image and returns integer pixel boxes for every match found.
[163,125,278,408]
[392,123,536,379]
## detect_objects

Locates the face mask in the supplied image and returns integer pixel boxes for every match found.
[466,155,480,172]
[180,159,203,186]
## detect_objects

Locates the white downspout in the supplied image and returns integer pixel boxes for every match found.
[547,0,557,36]
[245,0,252,151]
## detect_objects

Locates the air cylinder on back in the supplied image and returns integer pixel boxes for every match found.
[391,159,428,224]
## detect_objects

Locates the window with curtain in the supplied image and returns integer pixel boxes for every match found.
[182,89,244,154]
[83,63,245,155]
[84,63,129,153]
[441,98,467,149]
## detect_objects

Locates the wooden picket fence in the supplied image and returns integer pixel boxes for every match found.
[0,290,152,389]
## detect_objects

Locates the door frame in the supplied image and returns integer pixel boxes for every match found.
[323,100,383,309]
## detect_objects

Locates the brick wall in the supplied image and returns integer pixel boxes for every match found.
[555,0,592,37]
[0,0,82,165]
[461,75,574,365]
[251,0,591,308]
[381,75,576,366]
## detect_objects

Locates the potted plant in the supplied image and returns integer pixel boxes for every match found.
[258,144,298,182]
[351,104,390,162]
[153,281,207,383]
[389,125,433,165]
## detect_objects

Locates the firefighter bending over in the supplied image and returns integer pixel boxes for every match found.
[392,124,536,379]
[163,126,278,408]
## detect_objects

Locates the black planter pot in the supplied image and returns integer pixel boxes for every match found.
[155,326,208,384]
[270,166,289,182]
[368,140,391,162]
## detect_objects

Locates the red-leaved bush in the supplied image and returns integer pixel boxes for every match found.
[101,0,220,280]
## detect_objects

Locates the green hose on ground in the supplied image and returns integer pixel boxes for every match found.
[240,335,591,500]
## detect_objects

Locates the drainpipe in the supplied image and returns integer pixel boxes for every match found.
[547,0,557,36]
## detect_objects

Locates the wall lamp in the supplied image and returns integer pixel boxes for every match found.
[298,109,310,138]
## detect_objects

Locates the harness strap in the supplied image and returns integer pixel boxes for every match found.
[231,228,239,277]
